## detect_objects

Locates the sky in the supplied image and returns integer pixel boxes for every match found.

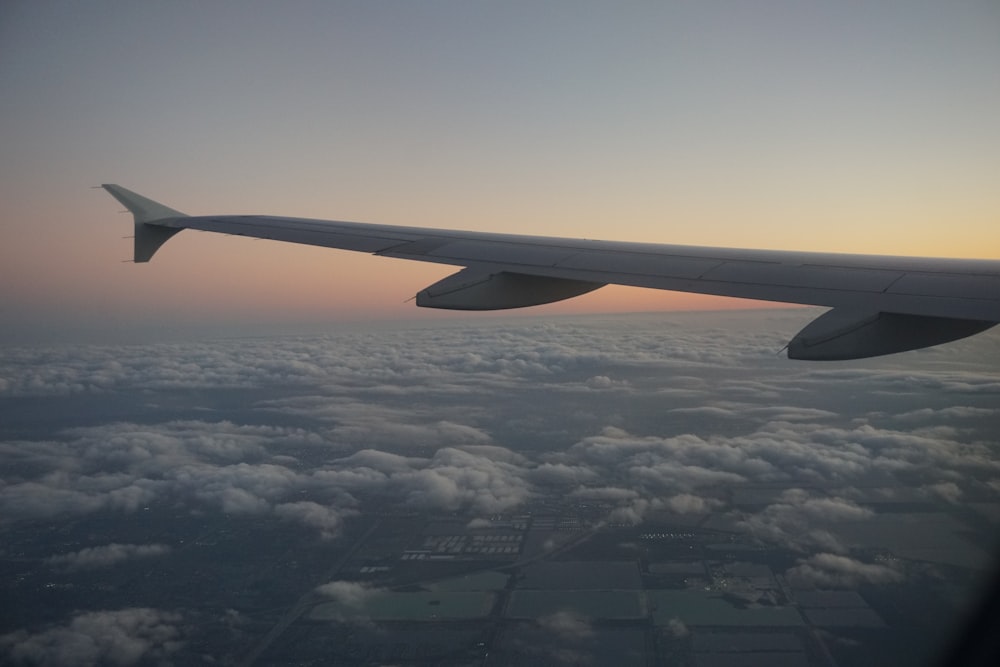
[1,1,999,341]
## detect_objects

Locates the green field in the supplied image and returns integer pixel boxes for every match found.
[310,591,495,621]
[506,590,646,619]
[425,571,510,592]
[648,590,803,626]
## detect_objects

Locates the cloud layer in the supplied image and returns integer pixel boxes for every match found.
[1,312,998,662]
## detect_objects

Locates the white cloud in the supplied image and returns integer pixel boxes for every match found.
[665,617,689,638]
[894,406,997,421]
[399,448,531,514]
[568,486,639,502]
[316,580,378,607]
[927,481,963,504]
[274,501,354,539]
[786,553,904,588]
[537,610,593,640]
[1,608,183,666]
[663,493,717,514]
[734,489,874,553]
[46,544,171,572]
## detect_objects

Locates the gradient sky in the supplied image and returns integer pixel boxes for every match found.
[2,1,998,341]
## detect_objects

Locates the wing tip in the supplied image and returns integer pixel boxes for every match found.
[102,184,187,262]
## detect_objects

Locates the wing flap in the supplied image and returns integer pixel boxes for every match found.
[700,262,904,292]
[886,273,1000,300]
[422,240,578,267]
[555,251,722,280]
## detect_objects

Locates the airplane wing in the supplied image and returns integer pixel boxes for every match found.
[102,184,999,360]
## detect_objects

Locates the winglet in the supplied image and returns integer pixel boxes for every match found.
[102,184,187,263]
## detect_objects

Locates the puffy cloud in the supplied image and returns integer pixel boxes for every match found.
[399,447,532,513]
[0,608,183,666]
[663,493,717,514]
[179,462,301,508]
[568,486,640,503]
[3,383,997,535]
[607,499,658,525]
[46,544,171,572]
[530,463,601,486]
[927,482,963,504]
[456,444,530,466]
[0,312,800,399]
[799,367,1000,397]
[0,421,345,527]
[734,489,874,553]
[0,482,111,521]
[0,473,165,523]
[537,611,593,640]
[316,580,378,607]
[310,445,532,515]
[665,618,689,638]
[786,553,904,589]
[894,406,997,421]
[667,406,740,419]
[628,461,747,492]
[274,501,354,539]
[582,375,630,391]
[605,493,719,525]
[260,397,493,450]
[64,421,321,471]
[211,487,271,515]
[746,406,839,422]
[562,428,780,493]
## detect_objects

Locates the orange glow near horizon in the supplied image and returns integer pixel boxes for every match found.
[2,191,996,335]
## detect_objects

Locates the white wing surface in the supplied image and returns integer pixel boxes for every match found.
[103,184,999,360]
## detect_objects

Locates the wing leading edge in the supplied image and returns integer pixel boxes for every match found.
[102,184,999,360]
